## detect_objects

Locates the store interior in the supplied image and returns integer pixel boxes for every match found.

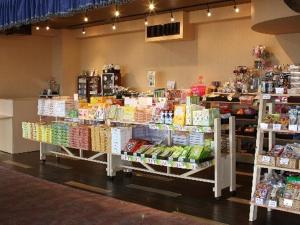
[1,0,300,225]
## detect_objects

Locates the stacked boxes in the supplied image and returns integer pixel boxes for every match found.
[189,132,204,146]
[51,123,69,146]
[38,97,76,117]
[100,127,111,153]
[22,122,52,143]
[111,127,132,155]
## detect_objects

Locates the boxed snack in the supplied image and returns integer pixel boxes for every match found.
[173,105,186,126]
[193,108,220,126]
[276,144,300,169]
[257,145,284,166]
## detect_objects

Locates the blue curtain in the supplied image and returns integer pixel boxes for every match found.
[0,0,133,30]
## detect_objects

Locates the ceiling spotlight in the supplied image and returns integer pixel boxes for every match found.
[46,26,50,31]
[114,5,120,17]
[112,23,116,30]
[170,11,175,22]
[207,5,212,17]
[149,2,155,11]
[35,26,40,30]
[82,27,86,35]
[144,17,148,26]
[234,1,240,13]
[84,11,88,22]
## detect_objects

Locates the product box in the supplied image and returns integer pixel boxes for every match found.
[193,108,220,126]
[173,105,186,126]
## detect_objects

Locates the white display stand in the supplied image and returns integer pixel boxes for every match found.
[0,98,39,154]
[249,93,300,221]
[27,108,236,198]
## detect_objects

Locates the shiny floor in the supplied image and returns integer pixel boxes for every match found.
[0,151,297,225]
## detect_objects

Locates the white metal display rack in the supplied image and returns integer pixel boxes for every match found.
[249,93,300,221]
[26,114,236,198]
[108,117,236,199]
[37,116,110,175]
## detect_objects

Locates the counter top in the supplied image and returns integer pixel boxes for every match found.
[0,115,13,119]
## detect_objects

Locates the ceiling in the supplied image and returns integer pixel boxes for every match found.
[39,0,250,29]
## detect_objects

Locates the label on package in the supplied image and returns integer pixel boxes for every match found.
[283,199,293,208]
[275,88,284,94]
[279,158,289,165]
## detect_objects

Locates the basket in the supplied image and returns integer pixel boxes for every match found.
[276,157,298,169]
[257,155,276,166]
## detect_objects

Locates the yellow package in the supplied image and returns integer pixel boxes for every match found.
[173,104,186,126]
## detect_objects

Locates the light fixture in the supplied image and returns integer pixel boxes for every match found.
[170,11,175,22]
[46,26,50,31]
[144,17,148,26]
[112,23,116,30]
[82,27,86,35]
[149,2,155,11]
[234,0,239,13]
[114,4,120,17]
[84,11,89,22]
[207,5,212,17]
[35,26,40,30]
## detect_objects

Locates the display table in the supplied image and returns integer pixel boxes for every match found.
[0,98,39,154]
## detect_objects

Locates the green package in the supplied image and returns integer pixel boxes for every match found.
[159,147,175,158]
[189,145,204,160]
[170,146,184,158]
[178,146,192,160]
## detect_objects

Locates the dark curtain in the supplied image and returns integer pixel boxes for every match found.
[0,0,132,30]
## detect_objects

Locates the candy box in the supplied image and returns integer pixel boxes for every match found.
[123,106,136,122]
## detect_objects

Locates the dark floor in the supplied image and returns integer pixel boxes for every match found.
[0,151,298,225]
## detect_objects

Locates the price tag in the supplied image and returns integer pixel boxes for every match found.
[289,125,298,131]
[136,157,142,163]
[275,88,284,94]
[190,159,196,163]
[255,197,264,206]
[268,200,277,208]
[272,124,282,131]
[148,158,156,164]
[124,152,128,156]
[262,156,271,163]
[121,155,125,160]
[260,123,269,129]
[263,94,271,100]
[161,160,168,166]
[279,158,289,165]
[283,199,293,208]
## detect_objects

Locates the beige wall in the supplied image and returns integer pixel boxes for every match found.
[79,17,300,92]
[0,35,53,98]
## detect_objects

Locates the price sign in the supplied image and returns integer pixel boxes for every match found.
[272,124,282,131]
[136,157,142,163]
[192,163,198,170]
[161,160,168,166]
[275,88,284,94]
[283,199,293,208]
[279,158,289,165]
[121,155,125,160]
[260,123,269,129]
[263,94,271,100]
[148,158,156,165]
[268,200,277,208]
[262,156,271,163]
[289,125,298,132]
[255,197,264,206]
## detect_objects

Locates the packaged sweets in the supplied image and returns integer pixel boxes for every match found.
[159,147,175,158]
[170,146,184,159]
[289,108,298,125]
[173,105,186,126]
[188,146,204,160]
[178,146,192,161]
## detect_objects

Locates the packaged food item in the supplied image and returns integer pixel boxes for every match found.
[170,146,184,159]
[178,146,192,161]
[173,105,186,126]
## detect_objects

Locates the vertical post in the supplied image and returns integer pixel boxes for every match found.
[79,149,83,158]
[229,116,236,192]
[214,118,222,198]
[249,95,266,221]
[167,130,172,174]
